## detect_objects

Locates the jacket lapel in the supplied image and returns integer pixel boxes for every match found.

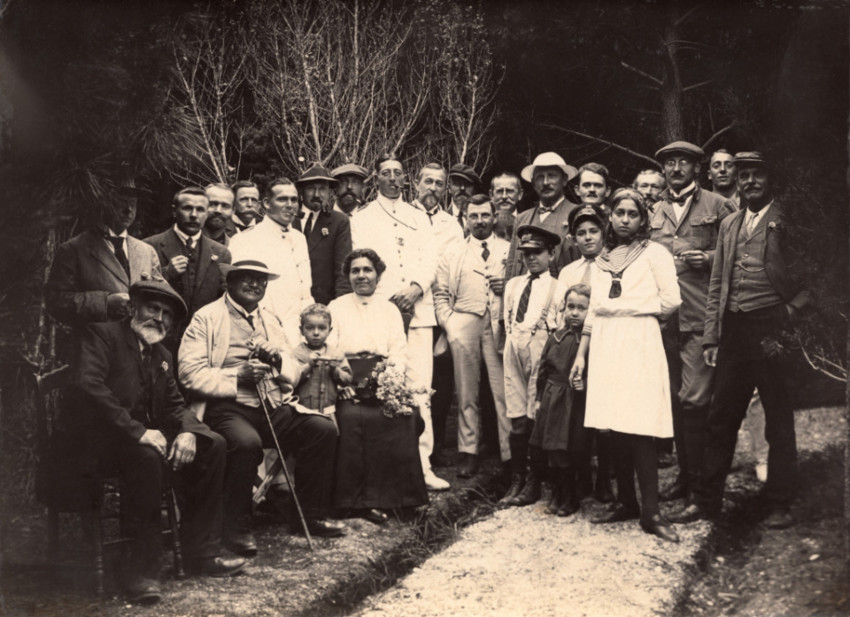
[724,209,747,282]
[194,235,213,295]
[127,237,153,282]
[87,230,129,285]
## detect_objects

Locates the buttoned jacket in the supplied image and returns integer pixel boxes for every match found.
[650,186,736,332]
[45,228,162,329]
[293,209,353,305]
[704,201,810,347]
[505,198,580,282]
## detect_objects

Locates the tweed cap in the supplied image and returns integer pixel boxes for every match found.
[733,151,768,169]
[655,141,704,163]
[330,163,369,180]
[130,276,187,322]
[449,163,481,187]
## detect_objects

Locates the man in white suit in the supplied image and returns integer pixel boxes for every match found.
[350,155,448,490]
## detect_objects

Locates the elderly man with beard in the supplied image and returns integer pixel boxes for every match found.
[203,183,238,245]
[331,163,370,216]
[411,163,464,468]
[292,163,352,305]
[490,171,523,241]
[180,260,344,552]
[633,170,667,213]
[73,279,245,603]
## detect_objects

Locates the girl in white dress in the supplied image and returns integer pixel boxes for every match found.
[570,188,681,542]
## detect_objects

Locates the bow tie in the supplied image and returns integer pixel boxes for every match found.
[669,188,695,205]
[538,204,554,214]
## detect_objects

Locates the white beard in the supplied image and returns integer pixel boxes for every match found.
[130,316,167,347]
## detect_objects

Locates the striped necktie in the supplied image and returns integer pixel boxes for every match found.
[515,273,539,323]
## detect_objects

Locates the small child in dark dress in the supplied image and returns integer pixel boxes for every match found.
[530,284,591,517]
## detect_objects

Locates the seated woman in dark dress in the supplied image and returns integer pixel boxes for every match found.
[327,249,428,521]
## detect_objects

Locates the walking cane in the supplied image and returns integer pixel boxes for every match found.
[255,378,314,551]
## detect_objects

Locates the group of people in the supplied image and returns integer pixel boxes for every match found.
[41,140,806,603]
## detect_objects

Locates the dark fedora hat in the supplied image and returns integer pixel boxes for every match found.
[296,163,338,186]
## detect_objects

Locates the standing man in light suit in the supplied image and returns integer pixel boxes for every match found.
[433,195,511,479]
[350,154,448,490]
[229,178,313,346]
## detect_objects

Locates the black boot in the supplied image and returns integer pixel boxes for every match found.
[509,470,540,506]
[498,474,524,506]
[545,469,564,515]
[557,469,580,517]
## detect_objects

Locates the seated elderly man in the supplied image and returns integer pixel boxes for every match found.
[74,278,245,604]
[179,260,344,555]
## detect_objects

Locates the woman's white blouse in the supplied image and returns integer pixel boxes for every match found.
[327,293,408,370]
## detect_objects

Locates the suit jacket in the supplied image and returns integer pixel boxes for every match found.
[651,186,736,332]
[293,209,352,305]
[45,228,162,329]
[704,201,810,347]
[73,319,214,444]
[504,198,580,282]
[144,228,231,316]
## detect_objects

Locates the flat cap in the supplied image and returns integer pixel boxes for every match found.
[331,163,369,180]
[655,141,704,163]
[296,163,338,186]
[517,224,561,251]
[130,276,187,322]
[733,151,767,168]
[449,163,481,187]
[568,204,606,235]
[521,152,578,184]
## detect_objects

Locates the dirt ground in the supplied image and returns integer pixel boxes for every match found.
[0,406,847,617]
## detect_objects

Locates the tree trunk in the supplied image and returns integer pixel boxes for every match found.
[661,0,685,142]
[845,14,850,564]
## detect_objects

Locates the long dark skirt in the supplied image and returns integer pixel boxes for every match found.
[333,400,428,510]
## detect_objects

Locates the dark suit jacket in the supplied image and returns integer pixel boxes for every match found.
[144,228,231,316]
[293,209,352,305]
[505,198,581,282]
[704,201,810,347]
[45,228,162,329]
[73,319,215,444]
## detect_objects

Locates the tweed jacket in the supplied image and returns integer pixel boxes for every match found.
[293,208,353,305]
[651,186,736,332]
[504,198,580,282]
[178,295,302,421]
[704,201,810,347]
[45,228,162,329]
[144,227,231,316]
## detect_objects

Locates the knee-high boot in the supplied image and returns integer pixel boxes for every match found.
[499,432,529,505]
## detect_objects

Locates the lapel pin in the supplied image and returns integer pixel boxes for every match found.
[321,228,329,236]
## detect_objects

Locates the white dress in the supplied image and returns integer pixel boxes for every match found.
[583,241,681,437]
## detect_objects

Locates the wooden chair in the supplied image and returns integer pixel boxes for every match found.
[34,365,185,596]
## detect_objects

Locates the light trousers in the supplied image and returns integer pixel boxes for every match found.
[407,326,435,474]
[503,327,548,420]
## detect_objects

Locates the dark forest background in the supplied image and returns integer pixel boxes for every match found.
[0,0,847,504]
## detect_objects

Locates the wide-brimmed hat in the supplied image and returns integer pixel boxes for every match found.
[220,259,281,281]
[520,152,578,184]
[331,163,369,180]
[568,204,606,235]
[449,163,481,187]
[130,276,188,322]
[517,224,561,250]
[655,141,704,163]
[296,163,338,186]
[733,151,768,170]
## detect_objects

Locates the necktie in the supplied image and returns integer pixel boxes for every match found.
[515,273,539,323]
[185,236,194,253]
[746,211,758,235]
[481,241,490,262]
[108,236,131,278]
[304,213,313,237]
[244,313,255,330]
[580,260,592,285]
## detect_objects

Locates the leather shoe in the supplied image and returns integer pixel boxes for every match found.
[457,453,478,479]
[641,514,680,543]
[667,502,710,524]
[361,508,389,525]
[223,531,258,557]
[125,576,161,605]
[297,518,346,538]
[659,478,688,502]
[193,555,247,577]
[763,507,793,529]
[590,503,639,524]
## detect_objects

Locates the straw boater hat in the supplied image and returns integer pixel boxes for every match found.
[220,259,281,281]
[129,277,188,322]
[520,152,578,184]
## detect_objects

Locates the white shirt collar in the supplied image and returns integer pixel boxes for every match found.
[468,233,494,247]
[265,215,291,234]
[747,200,773,222]
[376,194,403,211]
[669,182,696,199]
[102,225,128,239]
[173,225,202,245]
[225,293,260,320]
[232,213,255,229]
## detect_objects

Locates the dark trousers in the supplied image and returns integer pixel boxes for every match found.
[431,326,455,456]
[98,430,226,575]
[695,306,797,513]
[610,431,659,519]
[205,400,337,531]
[661,316,684,482]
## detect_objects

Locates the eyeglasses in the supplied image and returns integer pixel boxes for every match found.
[609,273,623,299]
[239,275,269,288]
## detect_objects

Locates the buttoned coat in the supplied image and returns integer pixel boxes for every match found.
[292,209,352,305]
[144,228,231,317]
[650,186,736,332]
[704,202,810,347]
[45,228,162,329]
[504,199,581,282]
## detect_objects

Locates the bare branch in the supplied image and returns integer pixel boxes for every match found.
[620,61,662,86]
[684,79,714,92]
[701,121,736,152]
[543,125,658,166]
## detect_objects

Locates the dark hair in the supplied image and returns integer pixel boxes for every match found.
[263,177,295,200]
[232,180,259,197]
[576,162,610,187]
[343,248,387,277]
[300,303,332,327]
[172,186,208,207]
[467,193,495,213]
[374,154,402,174]
[566,283,591,302]
[603,188,651,249]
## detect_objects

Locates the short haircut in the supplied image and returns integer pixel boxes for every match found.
[300,303,332,327]
[232,180,259,197]
[566,283,591,302]
[467,193,495,213]
[343,248,387,277]
[417,162,446,182]
[172,186,208,207]
[709,149,733,164]
[490,171,522,191]
[263,177,295,200]
[632,169,665,186]
[374,153,402,174]
[576,162,610,186]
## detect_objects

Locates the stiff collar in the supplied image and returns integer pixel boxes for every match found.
[173,224,202,245]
